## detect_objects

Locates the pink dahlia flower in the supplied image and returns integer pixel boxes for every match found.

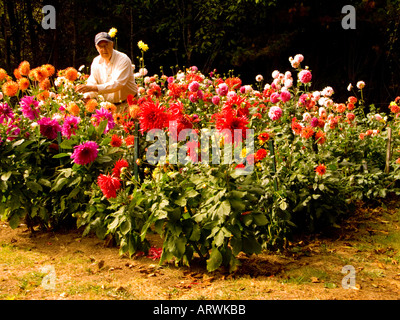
[0,102,14,124]
[20,96,40,120]
[188,81,200,92]
[280,90,291,103]
[268,106,283,121]
[216,83,229,96]
[71,141,99,165]
[298,70,312,84]
[212,95,220,105]
[37,117,62,140]
[91,107,115,134]
[62,115,81,139]
[270,92,281,104]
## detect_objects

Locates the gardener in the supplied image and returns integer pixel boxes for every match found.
[76,31,137,112]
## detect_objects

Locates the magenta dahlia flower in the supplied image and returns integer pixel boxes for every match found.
[91,107,115,134]
[0,102,14,124]
[37,117,62,140]
[62,115,80,139]
[71,141,99,165]
[20,96,40,120]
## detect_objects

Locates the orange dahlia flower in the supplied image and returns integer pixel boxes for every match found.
[315,131,326,144]
[37,90,50,101]
[13,68,22,79]
[67,102,80,116]
[2,81,19,97]
[0,68,8,81]
[42,64,55,77]
[85,99,98,113]
[30,67,48,82]
[39,78,51,91]
[300,126,314,139]
[64,67,78,82]
[103,102,116,114]
[18,61,31,76]
[113,112,124,125]
[18,77,30,91]
[128,104,140,119]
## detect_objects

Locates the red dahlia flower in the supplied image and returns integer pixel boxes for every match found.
[110,134,123,147]
[213,107,249,142]
[255,149,268,162]
[315,164,327,176]
[97,174,121,199]
[139,101,170,134]
[112,159,129,178]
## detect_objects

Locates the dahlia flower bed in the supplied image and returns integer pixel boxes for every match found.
[1,53,400,271]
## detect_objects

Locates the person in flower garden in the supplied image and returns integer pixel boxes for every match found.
[76,30,138,112]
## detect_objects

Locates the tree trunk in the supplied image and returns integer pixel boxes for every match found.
[25,0,39,66]
[130,7,134,63]
[71,0,77,67]
[5,0,21,65]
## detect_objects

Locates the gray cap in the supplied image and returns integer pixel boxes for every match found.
[94,32,113,45]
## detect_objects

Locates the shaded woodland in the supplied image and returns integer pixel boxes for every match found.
[0,0,399,106]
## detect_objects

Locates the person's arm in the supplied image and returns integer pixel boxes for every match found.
[76,61,99,98]
[96,57,131,94]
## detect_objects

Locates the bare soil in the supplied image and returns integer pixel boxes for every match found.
[1,196,400,300]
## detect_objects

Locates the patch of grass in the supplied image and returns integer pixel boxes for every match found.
[0,243,39,267]
[281,267,331,285]
[18,271,45,291]
[361,269,386,279]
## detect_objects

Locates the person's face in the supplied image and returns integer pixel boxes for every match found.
[96,40,113,61]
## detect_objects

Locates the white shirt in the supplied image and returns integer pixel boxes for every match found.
[84,49,137,103]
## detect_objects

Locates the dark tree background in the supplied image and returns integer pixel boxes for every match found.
[0,0,399,107]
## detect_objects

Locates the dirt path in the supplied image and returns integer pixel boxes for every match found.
[1,197,400,300]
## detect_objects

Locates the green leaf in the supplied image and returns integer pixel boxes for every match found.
[96,119,108,135]
[9,210,24,229]
[216,200,231,218]
[53,152,71,159]
[11,139,25,148]
[26,181,43,193]
[174,196,187,207]
[38,178,52,188]
[96,155,113,164]
[174,236,186,258]
[186,189,199,198]
[189,224,201,241]
[59,139,75,149]
[253,213,268,226]
[207,247,223,272]
[230,237,242,256]
[51,177,68,192]
[108,217,120,232]
[1,172,12,181]
[214,229,225,247]
[120,219,131,235]
[230,198,246,212]
[242,236,261,255]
